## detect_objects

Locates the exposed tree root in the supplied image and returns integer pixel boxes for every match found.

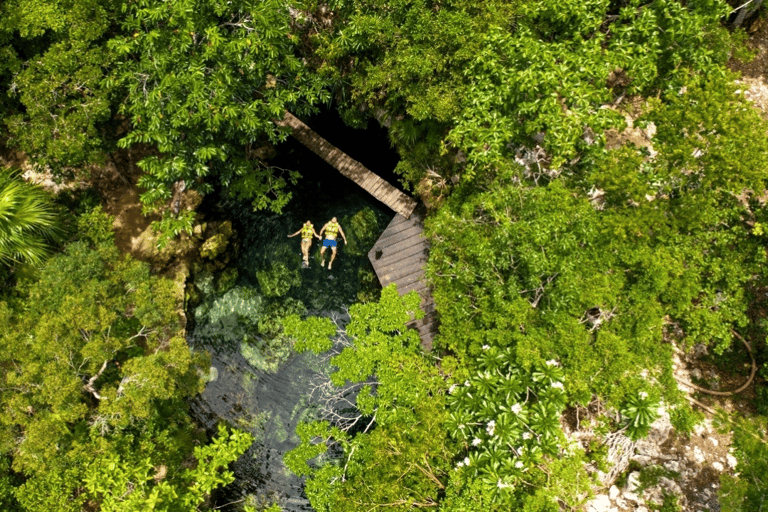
[674,330,757,397]
[683,395,717,415]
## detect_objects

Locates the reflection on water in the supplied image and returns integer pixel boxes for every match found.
[188,116,399,510]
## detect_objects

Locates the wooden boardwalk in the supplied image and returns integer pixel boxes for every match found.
[368,205,438,350]
[277,112,418,219]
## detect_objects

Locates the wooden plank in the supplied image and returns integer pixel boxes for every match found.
[399,201,418,219]
[387,189,408,207]
[279,111,417,218]
[420,300,437,315]
[378,266,428,288]
[376,243,429,268]
[377,217,416,240]
[378,246,428,270]
[377,254,428,277]
[381,189,400,210]
[372,241,425,267]
[369,181,388,198]
[385,214,409,230]
[390,270,426,289]
[369,210,435,350]
[359,174,375,189]
[374,224,425,247]
[414,323,438,340]
[374,232,426,258]
[415,322,439,338]
[364,179,383,196]
[376,260,426,288]
[398,280,429,296]
[388,188,407,206]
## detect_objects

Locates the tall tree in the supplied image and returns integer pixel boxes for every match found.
[428,74,768,403]
[0,0,119,171]
[108,0,330,222]
[284,286,454,511]
[298,0,736,183]
[0,207,250,510]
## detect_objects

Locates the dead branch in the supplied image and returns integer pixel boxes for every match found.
[83,360,109,400]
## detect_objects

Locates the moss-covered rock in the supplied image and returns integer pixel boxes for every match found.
[344,207,381,256]
[216,267,239,294]
[192,222,208,239]
[200,220,234,260]
[239,335,292,374]
[256,261,300,297]
[186,283,203,308]
[200,233,228,260]
[134,225,197,265]
[193,268,216,296]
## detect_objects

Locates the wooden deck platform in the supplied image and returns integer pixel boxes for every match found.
[368,205,438,350]
[277,112,418,219]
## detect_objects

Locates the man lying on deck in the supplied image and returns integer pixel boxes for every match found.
[319,217,347,270]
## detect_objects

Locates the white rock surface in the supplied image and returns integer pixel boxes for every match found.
[659,476,682,496]
[634,407,673,460]
[587,495,612,512]
[626,472,641,493]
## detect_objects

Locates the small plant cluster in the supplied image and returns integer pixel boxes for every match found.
[446,345,568,500]
[620,390,660,441]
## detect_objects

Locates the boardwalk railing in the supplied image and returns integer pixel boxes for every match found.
[277,112,418,219]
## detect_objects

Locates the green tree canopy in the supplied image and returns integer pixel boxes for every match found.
[285,285,454,511]
[0,0,118,170]
[108,0,331,218]
[0,207,249,510]
[428,76,768,404]
[300,0,736,182]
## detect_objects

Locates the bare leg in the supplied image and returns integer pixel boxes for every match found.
[320,246,327,266]
[328,247,337,270]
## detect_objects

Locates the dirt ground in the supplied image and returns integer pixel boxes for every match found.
[730,14,768,115]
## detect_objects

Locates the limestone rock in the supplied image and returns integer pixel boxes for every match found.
[626,472,641,494]
[586,495,613,512]
[634,406,672,461]
[623,471,643,504]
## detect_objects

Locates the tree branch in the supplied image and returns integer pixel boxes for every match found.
[83,360,109,400]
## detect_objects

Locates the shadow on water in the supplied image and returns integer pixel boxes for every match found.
[188,108,402,510]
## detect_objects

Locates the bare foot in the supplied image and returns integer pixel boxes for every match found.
[328,262,332,270]
[321,260,325,267]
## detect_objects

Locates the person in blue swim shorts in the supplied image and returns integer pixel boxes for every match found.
[319,217,347,270]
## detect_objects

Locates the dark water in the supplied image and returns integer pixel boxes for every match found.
[188,109,401,510]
